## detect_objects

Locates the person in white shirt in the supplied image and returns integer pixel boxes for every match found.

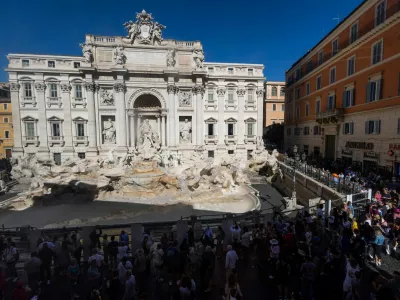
[118,257,133,285]
[230,223,241,248]
[36,237,56,252]
[225,245,238,280]
[123,270,136,300]
[88,248,104,268]
[117,241,128,262]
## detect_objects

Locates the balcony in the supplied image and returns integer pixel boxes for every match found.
[204,135,218,145]
[21,97,37,107]
[204,100,217,110]
[316,108,344,124]
[244,135,257,144]
[48,135,65,147]
[225,100,237,110]
[23,136,39,147]
[72,97,87,108]
[73,135,89,146]
[47,97,62,108]
[224,135,237,145]
[245,101,256,110]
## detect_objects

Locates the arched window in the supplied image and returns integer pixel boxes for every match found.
[280,87,285,96]
[271,86,277,96]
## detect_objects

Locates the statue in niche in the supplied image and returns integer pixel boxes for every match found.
[193,49,204,69]
[140,119,154,148]
[113,45,126,65]
[80,43,93,63]
[100,89,114,106]
[103,118,116,144]
[166,49,176,67]
[179,91,191,106]
[180,118,192,143]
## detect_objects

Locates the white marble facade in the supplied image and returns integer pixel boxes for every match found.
[6,10,264,161]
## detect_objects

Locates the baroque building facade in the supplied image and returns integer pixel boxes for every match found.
[6,10,264,163]
[264,81,285,127]
[0,83,13,159]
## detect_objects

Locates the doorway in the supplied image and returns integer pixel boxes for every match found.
[325,135,336,160]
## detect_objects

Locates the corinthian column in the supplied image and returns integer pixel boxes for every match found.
[194,85,205,147]
[35,82,49,158]
[217,88,226,149]
[237,89,246,147]
[9,83,23,156]
[256,89,264,138]
[60,83,73,157]
[167,84,177,148]
[114,82,127,151]
[161,113,166,147]
[84,82,98,155]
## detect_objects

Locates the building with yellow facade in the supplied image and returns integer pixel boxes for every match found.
[0,83,13,158]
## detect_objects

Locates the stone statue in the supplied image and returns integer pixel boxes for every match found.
[179,91,191,107]
[122,21,139,44]
[193,49,204,69]
[180,119,192,143]
[103,118,116,144]
[257,136,264,150]
[100,89,114,106]
[80,43,93,63]
[152,22,165,45]
[166,49,176,67]
[113,46,126,65]
[140,119,154,148]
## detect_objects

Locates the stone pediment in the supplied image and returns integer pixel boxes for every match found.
[244,117,256,123]
[225,117,237,123]
[21,116,38,122]
[72,117,88,122]
[204,117,218,123]
[47,116,63,122]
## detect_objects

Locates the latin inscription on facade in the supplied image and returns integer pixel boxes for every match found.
[125,51,166,66]
[345,141,374,150]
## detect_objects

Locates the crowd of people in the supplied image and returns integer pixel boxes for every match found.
[0,197,400,299]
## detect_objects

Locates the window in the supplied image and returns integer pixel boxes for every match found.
[24,83,32,97]
[5,149,12,159]
[365,120,381,134]
[343,87,355,108]
[350,22,358,44]
[332,38,339,56]
[327,94,336,109]
[228,90,234,101]
[366,79,382,102]
[4,117,8,123]
[247,123,254,136]
[286,128,291,135]
[296,88,301,100]
[316,99,321,113]
[372,40,383,64]
[281,104,285,111]
[296,68,302,80]
[318,51,324,66]
[306,60,313,73]
[228,124,234,136]
[306,82,310,95]
[316,76,322,90]
[74,62,81,68]
[343,122,354,135]
[49,83,58,98]
[294,127,300,136]
[78,153,86,159]
[280,87,285,96]
[51,122,61,137]
[25,122,35,137]
[4,131,10,138]
[313,126,320,135]
[304,127,310,135]
[347,56,356,76]
[53,153,61,166]
[248,69,253,76]
[296,106,300,119]
[22,59,29,67]
[75,85,83,99]
[329,67,336,84]
[77,123,85,137]
[272,104,276,111]
[48,61,55,68]
[228,68,233,74]
[271,86,277,96]
[208,151,214,158]
[247,90,253,102]
[303,145,309,155]
[3,104,8,110]
[305,103,309,116]
[375,0,386,26]
[228,150,234,155]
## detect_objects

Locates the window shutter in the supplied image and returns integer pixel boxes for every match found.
[351,122,354,134]
[376,120,381,134]
[327,96,330,109]
[351,89,355,106]
[342,124,346,134]
[342,91,347,108]
[378,79,383,100]
[366,83,371,103]
[365,121,369,134]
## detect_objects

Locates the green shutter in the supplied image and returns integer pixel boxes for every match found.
[366,83,371,103]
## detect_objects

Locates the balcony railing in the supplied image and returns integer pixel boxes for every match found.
[74,135,89,146]
[204,100,217,110]
[72,97,87,108]
[23,136,39,147]
[21,97,37,107]
[48,136,65,147]
[224,135,237,145]
[244,135,257,144]
[245,101,256,110]
[204,135,218,145]
[316,108,344,124]
[47,97,62,108]
[225,100,237,110]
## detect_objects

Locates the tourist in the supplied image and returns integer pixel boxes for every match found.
[56,240,71,276]
[89,248,104,268]
[108,236,119,269]
[4,242,18,281]
[202,225,213,248]
[165,241,180,277]
[38,242,54,285]
[89,227,103,253]
[118,256,133,285]
[230,222,241,250]
[119,230,129,247]
[225,273,242,300]
[67,258,79,285]
[151,243,164,281]
[11,280,29,300]
[240,227,252,261]
[177,273,196,299]
[216,226,225,258]
[300,256,316,300]
[24,252,41,292]
[36,236,56,252]
[123,270,136,300]
[275,258,290,300]
[102,234,110,265]
[117,241,129,262]
[371,230,385,266]
[225,245,238,281]
[87,259,101,294]
[342,257,360,299]
[200,245,215,293]
[270,239,280,260]
[375,190,382,202]
[107,269,121,300]
[133,248,147,292]
[70,233,82,266]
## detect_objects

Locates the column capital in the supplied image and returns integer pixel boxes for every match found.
[10,83,20,92]
[84,82,96,92]
[155,114,161,118]
[60,83,72,93]
[236,89,246,96]
[34,83,46,92]
[217,88,225,96]
[256,89,264,97]
[113,82,126,93]
[193,85,205,95]
[167,84,178,94]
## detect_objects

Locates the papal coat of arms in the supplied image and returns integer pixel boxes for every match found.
[122,10,166,45]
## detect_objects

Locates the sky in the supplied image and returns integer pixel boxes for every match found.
[0,0,363,82]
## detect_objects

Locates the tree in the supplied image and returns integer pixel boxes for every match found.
[263,123,284,150]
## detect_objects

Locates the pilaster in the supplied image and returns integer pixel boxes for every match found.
[194,85,205,147]
[167,84,178,148]
[237,88,246,149]
[35,82,49,158]
[256,89,264,138]
[84,81,98,156]
[9,83,23,156]
[60,83,73,157]
[114,82,127,152]
[217,88,226,151]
